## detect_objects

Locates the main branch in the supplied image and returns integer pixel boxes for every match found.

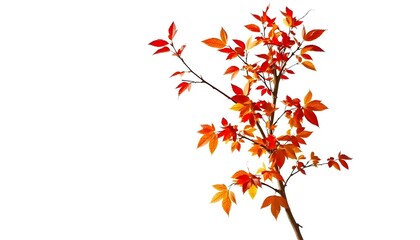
[278,179,304,240]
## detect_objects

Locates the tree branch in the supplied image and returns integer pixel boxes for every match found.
[171,43,234,103]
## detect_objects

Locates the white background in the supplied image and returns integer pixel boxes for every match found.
[1,0,419,239]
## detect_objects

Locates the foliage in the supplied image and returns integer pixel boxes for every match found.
[149,4,351,240]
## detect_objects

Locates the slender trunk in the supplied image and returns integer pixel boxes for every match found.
[279,180,304,240]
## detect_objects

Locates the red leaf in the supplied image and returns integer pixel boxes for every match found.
[252,13,261,22]
[175,82,191,96]
[152,46,170,55]
[177,44,186,56]
[170,71,185,78]
[245,24,260,32]
[301,54,312,60]
[168,22,177,40]
[286,69,295,74]
[303,28,326,42]
[304,109,319,126]
[339,159,349,169]
[232,95,250,104]
[233,39,246,50]
[301,44,324,54]
[221,117,228,126]
[149,39,169,47]
[339,152,352,160]
[330,161,341,170]
[231,84,243,95]
[219,47,235,54]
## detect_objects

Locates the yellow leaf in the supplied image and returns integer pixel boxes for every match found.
[257,162,267,174]
[212,184,227,191]
[210,191,225,203]
[246,36,261,50]
[230,103,244,111]
[248,185,258,199]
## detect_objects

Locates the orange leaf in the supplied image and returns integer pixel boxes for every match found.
[304,90,312,105]
[270,149,286,168]
[210,184,235,216]
[261,195,288,220]
[220,27,228,45]
[328,160,341,170]
[197,124,218,154]
[283,144,300,160]
[231,170,248,179]
[249,143,266,157]
[303,28,326,42]
[222,196,232,215]
[231,141,241,152]
[310,151,321,167]
[261,169,284,182]
[209,134,218,154]
[229,191,236,204]
[224,66,240,80]
[202,38,226,48]
[245,24,260,32]
[305,100,328,111]
[302,61,316,71]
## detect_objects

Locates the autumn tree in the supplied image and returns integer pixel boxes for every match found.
[149,4,351,240]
